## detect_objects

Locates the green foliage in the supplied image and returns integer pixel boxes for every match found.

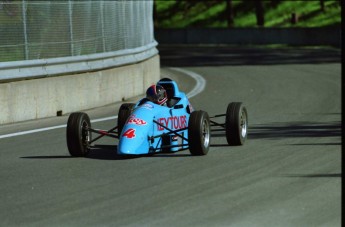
[155,0,341,28]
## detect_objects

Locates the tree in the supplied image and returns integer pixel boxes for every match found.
[254,0,264,27]
[226,0,234,27]
[320,0,325,12]
[153,0,158,28]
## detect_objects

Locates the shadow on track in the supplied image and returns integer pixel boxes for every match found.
[209,132,231,147]
[20,146,196,160]
[149,153,193,157]
[87,145,193,160]
[20,145,136,160]
[21,155,74,159]
[158,45,341,67]
[87,145,139,160]
[248,121,341,140]
[282,173,341,178]
[290,143,341,146]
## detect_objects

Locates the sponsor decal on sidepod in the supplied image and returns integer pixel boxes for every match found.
[127,115,147,125]
[157,115,187,131]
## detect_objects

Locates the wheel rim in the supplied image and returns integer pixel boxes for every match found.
[81,120,90,149]
[202,118,210,148]
[240,110,247,138]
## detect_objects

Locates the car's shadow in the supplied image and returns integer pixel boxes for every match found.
[21,155,75,159]
[20,145,134,160]
[21,140,231,160]
[210,131,231,147]
[88,145,194,159]
[87,145,139,160]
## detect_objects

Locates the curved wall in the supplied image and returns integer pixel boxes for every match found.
[0,55,159,124]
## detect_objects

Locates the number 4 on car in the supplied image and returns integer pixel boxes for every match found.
[122,129,136,139]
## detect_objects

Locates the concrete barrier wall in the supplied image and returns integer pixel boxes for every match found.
[0,55,160,124]
[155,27,341,47]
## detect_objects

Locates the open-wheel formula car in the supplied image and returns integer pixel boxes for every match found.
[66,78,248,157]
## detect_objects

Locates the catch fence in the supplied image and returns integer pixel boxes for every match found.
[0,0,155,63]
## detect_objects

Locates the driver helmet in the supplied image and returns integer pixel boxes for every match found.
[146,85,168,105]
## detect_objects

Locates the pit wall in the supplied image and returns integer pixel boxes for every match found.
[0,55,160,124]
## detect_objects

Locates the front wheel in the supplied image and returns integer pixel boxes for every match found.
[66,112,92,157]
[225,102,248,146]
[117,103,135,135]
[188,111,211,156]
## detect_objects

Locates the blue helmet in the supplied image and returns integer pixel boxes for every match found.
[146,85,168,105]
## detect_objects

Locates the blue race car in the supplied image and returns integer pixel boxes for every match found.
[66,78,248,156]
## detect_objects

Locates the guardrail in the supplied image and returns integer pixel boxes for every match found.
[0,41,158,82]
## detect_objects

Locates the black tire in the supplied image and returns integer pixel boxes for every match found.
[188,111,211,156]
[118,103,135,134]
[66,112,92,157]
[225,102,248,146]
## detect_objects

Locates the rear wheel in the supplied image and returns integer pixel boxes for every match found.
[188,111,210,156]
[66,112,92,157]
[118,103,135,134]
[225,102,248,145]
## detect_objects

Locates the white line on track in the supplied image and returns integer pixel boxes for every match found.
[0,125,67,139]
[0,68,206,139]
[170,67,206,99]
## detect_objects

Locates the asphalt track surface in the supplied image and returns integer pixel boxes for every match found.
[0,46,341,226]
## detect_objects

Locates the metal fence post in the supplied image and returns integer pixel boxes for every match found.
[100,0,106,52]
[68,0,74,56]
[22,0,29,60]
